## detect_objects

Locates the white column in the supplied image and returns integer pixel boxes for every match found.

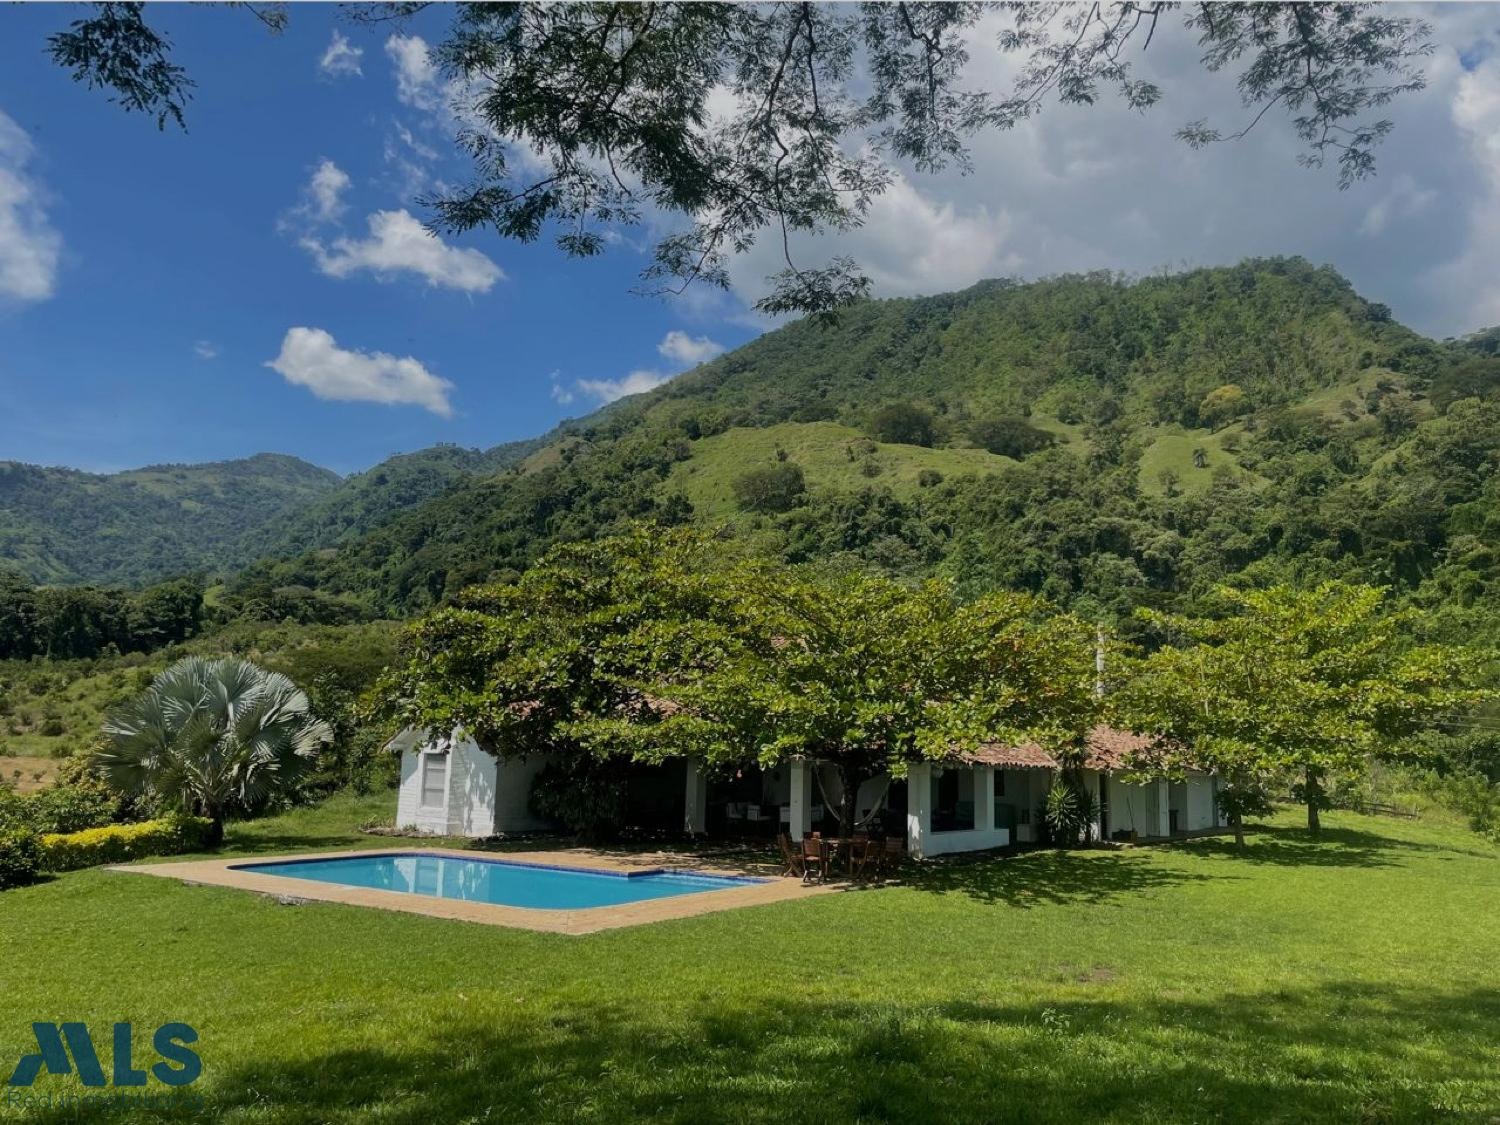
[1155,778,1171,838]
[683,759,708,835]
[789,758,813,839]
[975,765,995,833]
[907,761,932,859]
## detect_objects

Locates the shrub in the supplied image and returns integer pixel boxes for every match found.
[529,759,627,843]
[1041,781,1099,847]
[39,717,66,737]
[26,782,120,834]
[732,463,807,514]
[869,402,938,447]
[0,827,41,889]
[39,815,213,872]
[917,469,944,487]
[969,416,1055,459]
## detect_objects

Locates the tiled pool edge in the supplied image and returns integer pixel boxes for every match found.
[109,846,839,934]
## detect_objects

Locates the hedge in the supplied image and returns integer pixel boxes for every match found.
[39,816,213,872]
[0,827,40,889]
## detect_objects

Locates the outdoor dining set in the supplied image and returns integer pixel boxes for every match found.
[776,831,904,883]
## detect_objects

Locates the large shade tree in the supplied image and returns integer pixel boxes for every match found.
[1111,582,1492,837]
[44,2,1432,317]
[381,525,1101,841]
[96,657,332,845]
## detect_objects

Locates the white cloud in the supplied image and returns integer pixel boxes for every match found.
[657,330,724,366]
[562,330,723,406]
[0,111,61,302]
[301,208,503,292]
[193,340,220,360]
[319,31,364,79]
[387,35,441,111]
[265,327,454,416]
[281,159,351,231]
[576,369,674,405]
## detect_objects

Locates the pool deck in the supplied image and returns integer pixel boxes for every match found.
[110,846,840,934]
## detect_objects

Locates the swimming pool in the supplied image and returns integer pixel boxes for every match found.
[236,853,765,911]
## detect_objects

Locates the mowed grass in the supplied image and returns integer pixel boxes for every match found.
[664,422,1013,518]
[2,800,1499,1124]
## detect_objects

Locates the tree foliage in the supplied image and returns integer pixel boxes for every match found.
[45,3,1431,315]
[1111,582,1493,835]
[96,656,332,844]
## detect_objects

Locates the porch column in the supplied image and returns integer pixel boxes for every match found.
[1155,778,1171,838]
[907,761,933,859]
[789,758,813,839]
[683,759,708,835]
[975,765,995,833]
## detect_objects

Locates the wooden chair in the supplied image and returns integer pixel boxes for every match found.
[800,834,828,883]
[850,834,874,878]
[777,833,806,879]
[880,835,905,874]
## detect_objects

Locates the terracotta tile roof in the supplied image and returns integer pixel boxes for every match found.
[957,725,1159,771]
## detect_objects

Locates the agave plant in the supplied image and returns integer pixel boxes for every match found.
[96,657,332,846]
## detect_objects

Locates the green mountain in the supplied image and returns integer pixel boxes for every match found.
[229,258,1500,637]
[0,453,340,586]
[0,438,546,588]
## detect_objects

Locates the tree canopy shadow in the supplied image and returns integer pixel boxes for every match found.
[895,846,1221,908]
[1179,822,1496,869]
[18,981,1498,1124]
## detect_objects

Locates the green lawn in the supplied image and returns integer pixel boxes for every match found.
[3,800,1498,1123]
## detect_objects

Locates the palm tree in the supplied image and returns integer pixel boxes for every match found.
[96,657,332,846]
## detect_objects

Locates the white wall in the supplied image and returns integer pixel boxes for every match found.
[1182,773,1220,830]
[396,730,546,837]
[1106,774,1160,838]
[906,762,1010,859]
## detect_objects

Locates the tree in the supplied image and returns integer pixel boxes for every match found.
[1112,582,1492,837]
[732,462,807,513]
[969,415,1055,459]
[870,402,938,447]
[374,528,751,838]
[95,657,332,845]
[648,568,1100,841]
[45,3,1432,317]
[1199,383,1249,429]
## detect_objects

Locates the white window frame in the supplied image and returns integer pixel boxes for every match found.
[419,751,450,814]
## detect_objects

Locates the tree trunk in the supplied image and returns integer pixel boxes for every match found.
[204,811,225,848]
[1305,766,1322,836]
[835,760,860,842]
[1231,811,1245,849]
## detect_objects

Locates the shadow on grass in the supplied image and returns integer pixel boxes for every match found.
[19,981,1498,1124]
[897,846,1220,908]
[1181,823,1496,868]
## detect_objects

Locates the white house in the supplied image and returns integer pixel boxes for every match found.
[391,724,1224,854]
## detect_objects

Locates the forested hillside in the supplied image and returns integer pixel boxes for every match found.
[0,441,542,588]
[229,259,1500,645]
[0,453,339,586]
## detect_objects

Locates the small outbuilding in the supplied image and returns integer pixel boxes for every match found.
[391,728,553,837]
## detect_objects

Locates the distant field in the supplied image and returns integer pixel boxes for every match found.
[0,754,61,792]
[1136,424,1264,496]
[664,421,1014,518]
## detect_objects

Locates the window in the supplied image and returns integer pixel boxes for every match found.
[420,753,448,811]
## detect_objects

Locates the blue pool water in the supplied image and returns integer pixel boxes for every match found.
[236,853,763,910]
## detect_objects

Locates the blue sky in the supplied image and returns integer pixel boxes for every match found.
[1,4,1498,476]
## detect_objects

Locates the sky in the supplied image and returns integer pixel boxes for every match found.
[0,3,1498,476]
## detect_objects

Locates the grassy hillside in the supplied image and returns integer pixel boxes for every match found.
[2,800,1497,1123]
[0,453,339,586]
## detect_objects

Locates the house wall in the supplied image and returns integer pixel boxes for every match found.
[1106,774,1160,838]
[1182,773,1220,830]
[492,754,554,833]
[396,734,496,836]
[906,762,1010,859]
[995,768,1047,843]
